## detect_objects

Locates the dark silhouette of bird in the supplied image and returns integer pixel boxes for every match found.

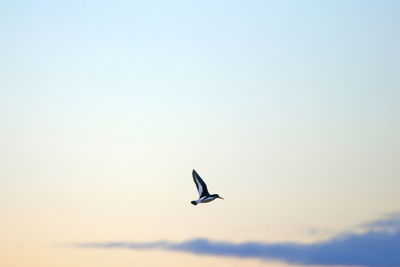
[191,169,223,205]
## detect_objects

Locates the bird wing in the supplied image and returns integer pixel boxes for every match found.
[192,169,210,197]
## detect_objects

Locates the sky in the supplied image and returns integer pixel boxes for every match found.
[0,0,399,266]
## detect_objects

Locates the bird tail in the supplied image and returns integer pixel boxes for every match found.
[191,201,198,206]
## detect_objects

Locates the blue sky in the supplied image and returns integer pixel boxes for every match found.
[1,1,399,266]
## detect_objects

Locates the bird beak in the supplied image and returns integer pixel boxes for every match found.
[219,196,224,199]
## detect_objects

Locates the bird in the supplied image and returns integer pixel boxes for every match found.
[191,169,223,205]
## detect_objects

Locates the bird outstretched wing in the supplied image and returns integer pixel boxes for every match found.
[192,169,210,197]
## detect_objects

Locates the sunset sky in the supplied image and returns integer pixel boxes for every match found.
[1,1,399,266]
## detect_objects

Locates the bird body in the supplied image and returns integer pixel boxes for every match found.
[191,169,223,205]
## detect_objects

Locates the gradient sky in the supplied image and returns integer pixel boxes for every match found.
[1,1,399,266]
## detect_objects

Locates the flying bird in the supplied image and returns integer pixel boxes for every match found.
[191,169,223,205]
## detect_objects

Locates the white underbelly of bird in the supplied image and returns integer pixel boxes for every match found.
[192,196,218,205]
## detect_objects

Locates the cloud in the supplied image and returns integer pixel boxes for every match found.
[74,213,400,267]
[359,212,400,233]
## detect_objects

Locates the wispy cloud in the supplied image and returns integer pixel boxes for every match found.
[359,212,400,233]
[74,213,400,267]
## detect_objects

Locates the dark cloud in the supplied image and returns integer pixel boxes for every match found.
[75,213,400,266]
